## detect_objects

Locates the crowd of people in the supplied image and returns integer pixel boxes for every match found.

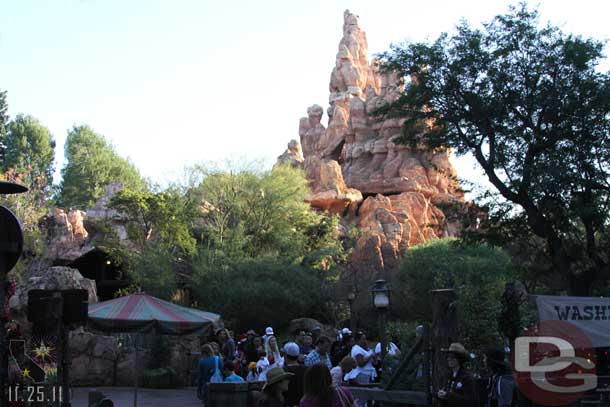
[198,327,516,407]
[197,326,400,407]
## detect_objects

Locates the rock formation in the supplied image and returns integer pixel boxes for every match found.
[276,139,304,167]
[282,10,465,279]
[43,182,129,263]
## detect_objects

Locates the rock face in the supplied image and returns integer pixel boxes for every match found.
[9,266,98,327]
[43,182,129,263]
[282,10,465,279]
[43,209,90,262]
[276,139,304,167]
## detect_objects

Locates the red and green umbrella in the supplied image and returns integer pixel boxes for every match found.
[88,292,221,335]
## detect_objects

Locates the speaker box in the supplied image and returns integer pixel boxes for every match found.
[27,289,89,330]
[27,289,62,334]
[61,289,88,324]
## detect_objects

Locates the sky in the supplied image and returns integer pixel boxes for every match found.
[2,0,609,188]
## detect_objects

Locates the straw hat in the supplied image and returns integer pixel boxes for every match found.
[263,367,294,388]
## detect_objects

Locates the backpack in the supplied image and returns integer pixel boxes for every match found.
[210,356,224,383]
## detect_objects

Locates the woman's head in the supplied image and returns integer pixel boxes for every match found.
[354,331,367,347]
[303,363,333,397]
[216,329,228,342]
[201,344,214,357]
[209,341,220,355]
[263,367,294,396]
[303,364,333,405]
[339,356,356,374]
[266,335,279,354]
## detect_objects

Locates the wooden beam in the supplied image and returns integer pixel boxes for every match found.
[431,289,458,393]
[346,387,428,405]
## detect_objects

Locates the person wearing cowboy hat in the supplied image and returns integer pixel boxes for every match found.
[484,347,517,407]
[437,343,478,406]
[257,367,294,407]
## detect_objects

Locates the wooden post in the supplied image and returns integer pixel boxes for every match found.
[0,253,5,407]
[430,289,458,394]
[422,324,431,407]
[134,333,139,407]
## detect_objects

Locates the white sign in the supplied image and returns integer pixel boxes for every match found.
[535,295,610,347]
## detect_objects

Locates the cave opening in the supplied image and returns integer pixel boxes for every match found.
[69,248,129,301]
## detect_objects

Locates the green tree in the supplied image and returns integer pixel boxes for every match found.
[0,90,8,161]
[58,125,145,208]
[109,187,196,254]
[376,4,610,295]
[395,239,516,356]
[192,257,328,333]
[188,163,343,265]
[2,114,55,193]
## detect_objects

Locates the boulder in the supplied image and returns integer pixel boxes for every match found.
[9,266,98,327]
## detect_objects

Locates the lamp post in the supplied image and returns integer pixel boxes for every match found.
[371,280,390,369]
[347,291,356,332]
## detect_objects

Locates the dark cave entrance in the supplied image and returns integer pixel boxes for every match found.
[69,248,129,301]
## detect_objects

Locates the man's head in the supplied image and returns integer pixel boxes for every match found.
[283,342,300,361]
[303,333,313,347]
[222,360,235,377]
[315,336,331,355]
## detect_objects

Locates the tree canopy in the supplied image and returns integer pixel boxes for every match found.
[58,125,146,209]
[0,90,8,160]
[376,4,610,295]
[1,114,55,193]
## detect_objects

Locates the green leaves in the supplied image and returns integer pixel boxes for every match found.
[395,238,515,355]
[376,3,610,294]
[1,114,55,194]
[57,125,146,209]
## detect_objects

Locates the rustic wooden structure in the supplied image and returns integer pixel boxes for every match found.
[431,288,458,393]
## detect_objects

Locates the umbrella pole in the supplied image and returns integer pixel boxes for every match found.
[134,333,139,407]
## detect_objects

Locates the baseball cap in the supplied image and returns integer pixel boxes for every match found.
[265,327,274,335]
[341,328,352,335]
[283,342,300,357]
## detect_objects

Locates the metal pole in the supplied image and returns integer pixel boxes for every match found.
[134,334,139,407]
[379,310,387,377]
[348,299,354,332]
[422,324,432,407]
[61,321,70,406]
[0,253,5,407]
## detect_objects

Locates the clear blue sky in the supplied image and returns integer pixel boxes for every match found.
[2,0,609,187]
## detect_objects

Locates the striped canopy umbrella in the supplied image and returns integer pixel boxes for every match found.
[88,292,222,335]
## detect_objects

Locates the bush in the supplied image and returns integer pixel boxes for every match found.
[394,238,516,360]
[192,256,329,333]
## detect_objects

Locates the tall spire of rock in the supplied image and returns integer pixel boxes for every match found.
[279,10,466,280]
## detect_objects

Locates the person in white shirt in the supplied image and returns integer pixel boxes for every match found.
[374,341,401,357]
[262,326,274,345]
[264,335,284,369]
[344,331,377,384]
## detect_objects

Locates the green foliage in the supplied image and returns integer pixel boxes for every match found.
[187,163,345,267]
[395,238,516,354]
[192,256,328,333]
[376,3,610,295]
[58,125,145,209]
[110,187,196,255]
[2,114,55,193]
[0,90,10,163]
